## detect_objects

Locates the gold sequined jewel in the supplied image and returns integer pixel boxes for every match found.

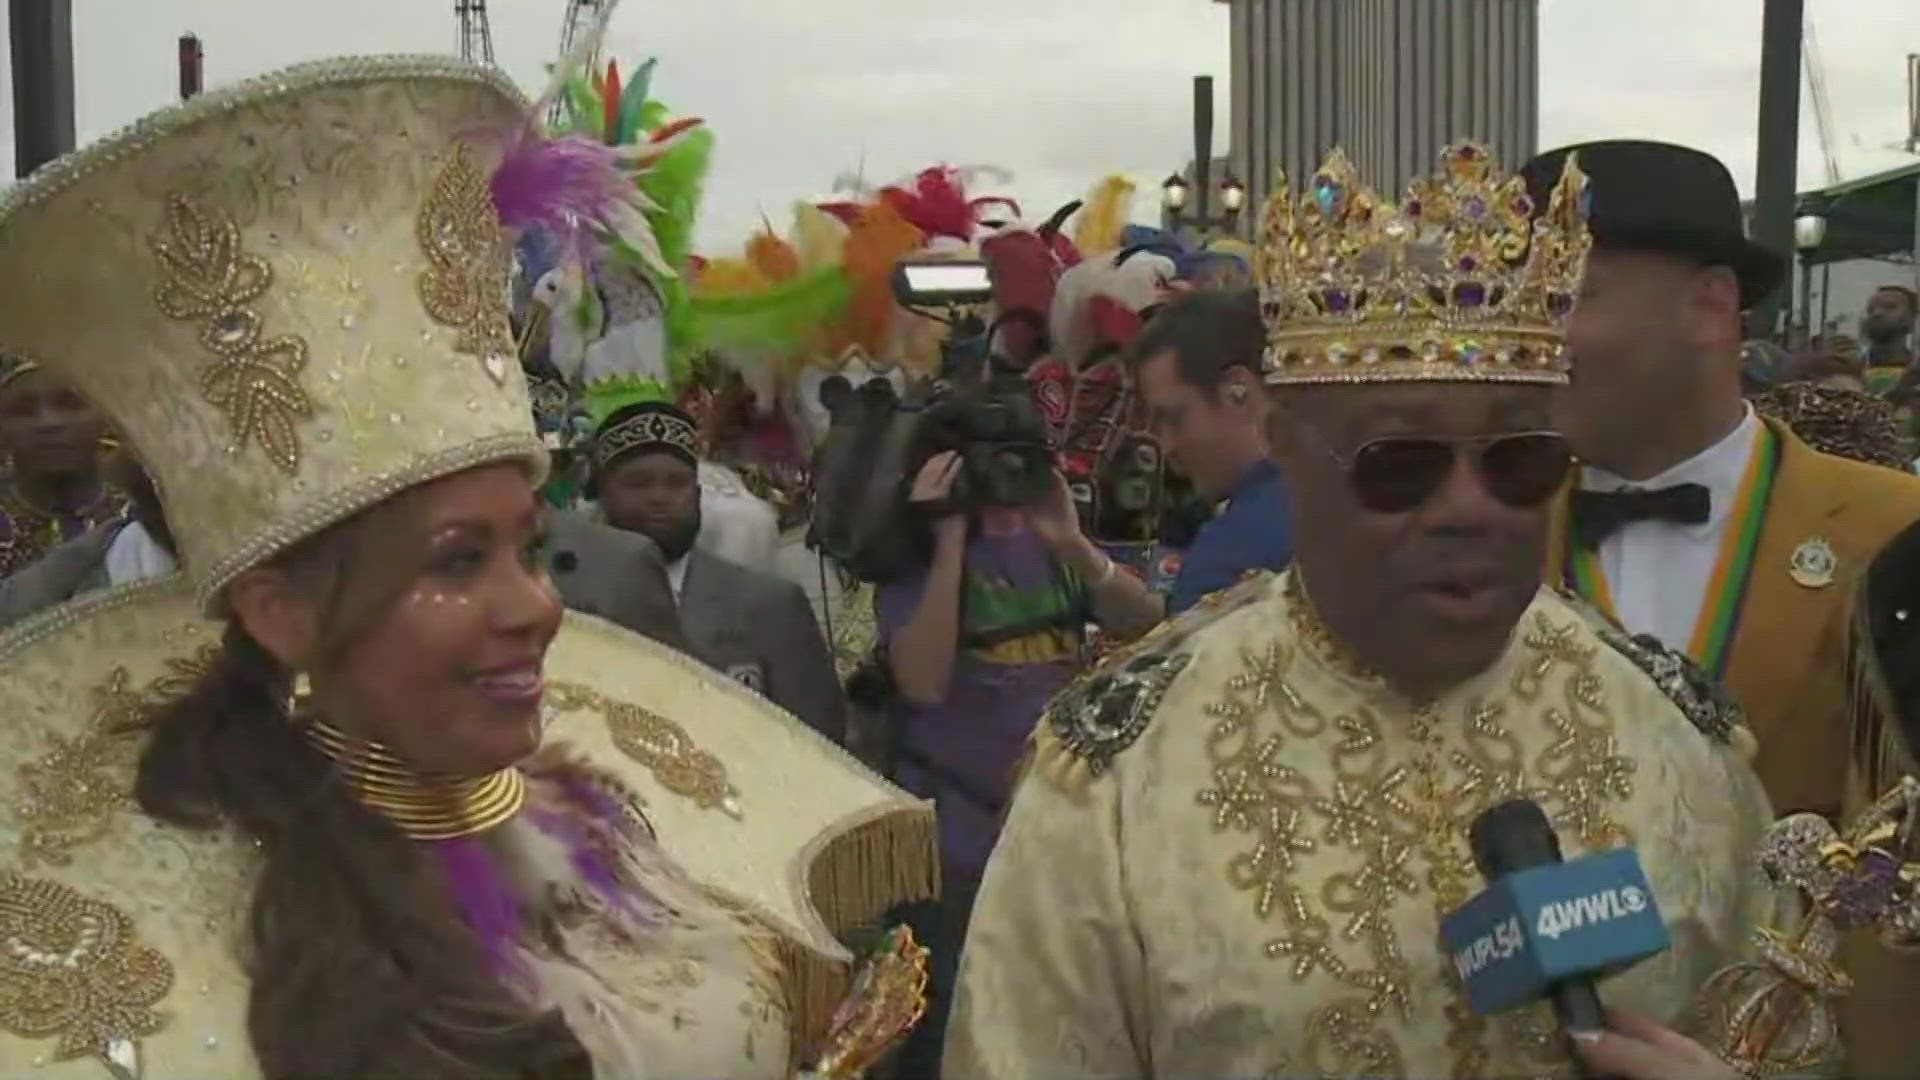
[549,683,743,818]
[150,194,313,473]
[0,873,174,1063]
[415,144,515,386]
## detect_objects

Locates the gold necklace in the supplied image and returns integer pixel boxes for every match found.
[303,717,525,840]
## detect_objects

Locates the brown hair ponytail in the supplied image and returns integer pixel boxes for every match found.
[135,501,591,1078]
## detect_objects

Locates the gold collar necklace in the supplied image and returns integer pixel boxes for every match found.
[303,717,525,841]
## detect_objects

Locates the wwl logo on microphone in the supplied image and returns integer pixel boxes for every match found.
[1439,849,1672,1015]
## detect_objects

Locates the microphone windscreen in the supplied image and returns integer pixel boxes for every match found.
[1469,798,1563,879]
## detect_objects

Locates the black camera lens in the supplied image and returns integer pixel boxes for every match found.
[973,403,1012,440]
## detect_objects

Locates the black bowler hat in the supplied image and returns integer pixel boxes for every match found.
[1520,140,1787,310]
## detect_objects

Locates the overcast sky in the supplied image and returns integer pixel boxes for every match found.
[0,0,1915,250]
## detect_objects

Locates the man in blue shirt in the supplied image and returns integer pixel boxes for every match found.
[1130,288,1294,613]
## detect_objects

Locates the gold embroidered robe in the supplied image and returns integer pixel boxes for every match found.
[0,579,935,1077]
[945,571,1783,1079]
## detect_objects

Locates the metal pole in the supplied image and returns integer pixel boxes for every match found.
[9,0,76,178]
[1819,263,1830,334]
[1194,75,1214,239]
[1796,254,1813,342]
[1748,0,1804,341]
[178,34,204,102]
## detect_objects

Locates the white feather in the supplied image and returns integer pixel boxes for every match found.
[582,320,670,389]
[602,199,674,281]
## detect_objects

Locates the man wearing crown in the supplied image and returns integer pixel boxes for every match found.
[942,145,1783,1079]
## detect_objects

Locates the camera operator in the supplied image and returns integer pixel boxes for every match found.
[878,445,1160,1077]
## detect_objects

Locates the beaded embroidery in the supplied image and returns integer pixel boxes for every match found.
[1592,626,1742,744]
[1195,587,1633,1078]
[415,144,515,387]
[14,648,216,868]
[549,682,743,817]
[150,194,313,473]
[0,873,173,1064]
[1041,572,1271,775]
[1045,653,1191,776]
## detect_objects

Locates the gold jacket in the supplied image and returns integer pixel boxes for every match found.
[1547,420,1920,1077]
[946,571,1780,1079]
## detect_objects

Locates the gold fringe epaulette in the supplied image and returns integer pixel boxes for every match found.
[1024,570,1277,797]
[804,802,940,938]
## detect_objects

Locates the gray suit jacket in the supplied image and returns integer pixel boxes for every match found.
[544,510,687,653]
[0,521,118,630]
[679,546,847,743]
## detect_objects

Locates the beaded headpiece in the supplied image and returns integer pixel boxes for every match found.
[594,400,698,471]
[0,58,549,611]
[1257,142,1592,386]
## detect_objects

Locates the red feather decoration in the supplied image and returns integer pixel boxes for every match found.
[650,116,704,143]
[602,60,621,141]
[879,166,976,243]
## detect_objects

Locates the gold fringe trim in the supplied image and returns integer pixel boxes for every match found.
[1025,723,1096,802]
[1848,590,1917,802]
[803,803,939,939]
[773,936,853,1069]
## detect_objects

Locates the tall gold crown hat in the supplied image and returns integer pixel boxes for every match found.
[1256,141,1592,386]
[0,57,545,610]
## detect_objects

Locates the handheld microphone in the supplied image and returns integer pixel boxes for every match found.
[1439,799,1672,1073]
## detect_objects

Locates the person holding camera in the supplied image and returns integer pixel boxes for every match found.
[879,442,1161,1077]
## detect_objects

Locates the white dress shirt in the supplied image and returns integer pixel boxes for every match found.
[665,554,690,604]
[102,520,177,587]
[1578,406,1759,649]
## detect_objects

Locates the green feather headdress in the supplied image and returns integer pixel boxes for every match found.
[552,57,714,428]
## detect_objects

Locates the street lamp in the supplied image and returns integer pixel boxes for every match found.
[1162,173,1245,238]
[1793,212,1827,340]
[1161,173,1190,213]
[1219,176,1247,215]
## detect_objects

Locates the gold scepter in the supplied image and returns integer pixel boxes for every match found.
[798,925,932,1079]
[1697,777,1920,1076]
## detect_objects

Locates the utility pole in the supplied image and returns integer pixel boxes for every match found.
[1908,53,1919,298]
[1747,0,1804,341]
[9,0,76,177]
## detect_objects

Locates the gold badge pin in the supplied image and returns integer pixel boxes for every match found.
[1789,537,1837,589]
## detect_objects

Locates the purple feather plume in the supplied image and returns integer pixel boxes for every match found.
[488,124,628,241]
[529,768,672,930]
[431,835,529,982]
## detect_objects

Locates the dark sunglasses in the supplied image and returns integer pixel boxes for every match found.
[1309,429,1572,514]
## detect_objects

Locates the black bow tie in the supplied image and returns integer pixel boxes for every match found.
[1568,484,1712,548]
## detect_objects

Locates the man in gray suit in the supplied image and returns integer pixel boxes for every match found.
[542,507,687,652]
[592,400,846,743]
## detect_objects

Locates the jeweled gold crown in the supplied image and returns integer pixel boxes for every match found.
[0,58,545,609]
[1256,142,1592,386]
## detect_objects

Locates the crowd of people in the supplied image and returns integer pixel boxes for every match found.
[7,19,1920,1080]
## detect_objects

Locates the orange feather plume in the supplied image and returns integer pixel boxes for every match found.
[836,202,926,357]
[747,229,801,284]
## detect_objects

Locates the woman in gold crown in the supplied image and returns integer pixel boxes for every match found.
[944,145,1787,1078]
[0,53,932,1080]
